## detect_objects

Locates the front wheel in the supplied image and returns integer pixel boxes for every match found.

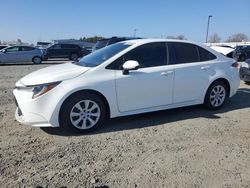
[70,53,78,61]
[32,56,42,64]
[204,81,228,110]
[59,93,106,133]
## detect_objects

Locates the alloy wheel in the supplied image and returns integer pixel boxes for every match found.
[210,85,226,107]
[70,100,101,129]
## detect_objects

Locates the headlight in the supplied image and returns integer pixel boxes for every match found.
[16,82,60,99]
[32,82,60,99]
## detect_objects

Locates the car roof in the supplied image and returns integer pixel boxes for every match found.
[119,38,199,46]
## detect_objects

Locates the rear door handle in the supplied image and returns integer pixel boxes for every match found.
[201,66,210,70]
[161,71,173,76]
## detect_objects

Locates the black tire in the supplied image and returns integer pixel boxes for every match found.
[59,92,106,134]
[204,81,228,110]
[70,53,78,61]
[32,56,42,64]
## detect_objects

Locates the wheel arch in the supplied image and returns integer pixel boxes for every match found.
[59,89,111,122]
[204,77,231,102]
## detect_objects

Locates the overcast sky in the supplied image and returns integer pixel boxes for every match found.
[1,0,250,44]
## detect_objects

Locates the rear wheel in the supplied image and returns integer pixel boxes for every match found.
[59,93,106,133]
[204,81,228,110]
[32,56,42,64]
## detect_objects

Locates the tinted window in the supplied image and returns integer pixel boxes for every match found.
[124,43,167,68]
[6,46,20,52]
[61,44,79,49]
[107,42,167,69]
[171,42,199,64]
[75,43,131,67]
[21,46,35,51]
[51,44,61,49]
[198,46,216,61]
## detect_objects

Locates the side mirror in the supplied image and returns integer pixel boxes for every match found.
[122,60,139,75]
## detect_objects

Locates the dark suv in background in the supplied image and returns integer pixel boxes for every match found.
[235,45,250,61]
[92,37,141,52]
[43,43,83,61]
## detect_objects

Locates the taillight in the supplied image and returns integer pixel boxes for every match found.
[231,62,240,68]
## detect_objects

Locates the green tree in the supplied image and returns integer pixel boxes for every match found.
[80,36,104,43]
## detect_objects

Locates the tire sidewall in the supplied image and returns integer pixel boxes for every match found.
[205,81,228,110]
[70,53,78,61]
[33,56,42,64]
[59,93,106,134]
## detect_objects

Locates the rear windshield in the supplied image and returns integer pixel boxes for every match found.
[74,43,131,67]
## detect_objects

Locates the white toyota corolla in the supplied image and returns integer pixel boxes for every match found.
[13,39,240,133]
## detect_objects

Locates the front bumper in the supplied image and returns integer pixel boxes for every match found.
[13,84,66,127]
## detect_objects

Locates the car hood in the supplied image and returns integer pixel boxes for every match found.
[20,63,90,86]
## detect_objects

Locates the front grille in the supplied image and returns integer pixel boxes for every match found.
[14,96,23,116]
[14,97,18,107]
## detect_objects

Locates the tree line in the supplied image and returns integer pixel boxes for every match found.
[208,33,248,43]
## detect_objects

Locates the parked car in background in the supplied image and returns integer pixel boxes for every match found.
[81,47,92,56]
[92,36,141,52]
[210,46,236,59]
[42,43,83,61]
[0,46,42,64]
[36,42,52,49]
[240,58,250,84]
[14,39,240,133]
[235,45,250,61]
[0,45,9,50]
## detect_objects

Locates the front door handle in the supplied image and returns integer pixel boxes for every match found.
[161,71,173,76]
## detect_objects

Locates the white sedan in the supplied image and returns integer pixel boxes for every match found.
[13,39,240,133]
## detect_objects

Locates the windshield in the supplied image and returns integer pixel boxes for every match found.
[74,43,131,67]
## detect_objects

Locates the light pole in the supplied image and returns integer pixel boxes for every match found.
[133,29,137,38]
[205,15,212,43]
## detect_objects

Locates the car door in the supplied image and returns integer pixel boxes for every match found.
[47,44,61,58]
[0,46,20,63]
[113,42,174,112]
[20,46,36,62]
[168,42,216,103]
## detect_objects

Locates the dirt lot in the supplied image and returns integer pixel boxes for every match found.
[0,62,250,188]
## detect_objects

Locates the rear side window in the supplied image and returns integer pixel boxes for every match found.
[198,46,216,61]
[171,42,199,64]
[169,42,216,64]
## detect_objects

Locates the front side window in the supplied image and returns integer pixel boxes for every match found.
[6,46,20,52]
[50,44,61,49]
[107,42,167,69]
[124,42,167,68]
[21,47,34,51]
[74,43,131,67]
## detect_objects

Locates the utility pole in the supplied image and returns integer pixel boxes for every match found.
[133,29,137,38]
[205,15,212,43]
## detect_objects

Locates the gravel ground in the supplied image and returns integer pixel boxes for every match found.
[0,61,250,188]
